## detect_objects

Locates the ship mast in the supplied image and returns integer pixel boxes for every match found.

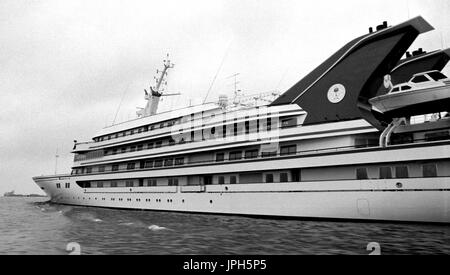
[137,54,178,117]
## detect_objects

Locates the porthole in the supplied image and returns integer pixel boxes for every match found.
[396,182,403,189]
[210,200,213,204]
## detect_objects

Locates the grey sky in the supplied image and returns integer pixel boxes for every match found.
[1,0,449,195]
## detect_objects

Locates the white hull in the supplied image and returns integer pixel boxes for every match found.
[34,176,450,223]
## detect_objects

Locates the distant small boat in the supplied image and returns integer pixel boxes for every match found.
[2,190,47,198]
[3,191,15,197]
[369,70,450,117]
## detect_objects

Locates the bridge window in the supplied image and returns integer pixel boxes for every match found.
[126,181,134,187]
[356,168,369,180]
[281,117,297,128]
[168,178,179,186]
[280,173,289,182]
[147,179,157,186]
[147,143,154,149]
[218,176,225,185]
[112,164,119,171]
[216,153,225,162]
[97,182,104,188]
[280,145,297,156]
[175,158,185,166]
[261,151,277,158]
[265,174,274,183]
[395,166,409,178]
[164,159,174,166]
[98,166,105,173]
[379,167,392,179]
[423,164,437,177]
[111,181,118,187]
[144,160,153,168]
[127,163,135,170]
[230,176,237,184]
[86,167,92,174]
[229,151,242,161]
[169,138,176,146]
[245,150,258,159]
[154,160,163,168]
[267,117,272,131]
[424,131,450,142]
[137,144,143,151]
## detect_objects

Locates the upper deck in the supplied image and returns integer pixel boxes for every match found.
[73,103,305,153]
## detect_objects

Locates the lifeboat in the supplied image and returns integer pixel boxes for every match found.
[369,70,450,118]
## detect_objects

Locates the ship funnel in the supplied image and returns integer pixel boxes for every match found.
[271,16,434,129]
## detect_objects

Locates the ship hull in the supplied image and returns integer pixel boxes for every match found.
[33,176,450,224]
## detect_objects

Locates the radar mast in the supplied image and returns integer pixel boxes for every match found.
[137,54,179,117]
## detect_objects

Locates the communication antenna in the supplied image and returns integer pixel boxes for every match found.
[203,41,233,104]
[54,147,59,175]
[112,82,131,125]
[227,73,241,103]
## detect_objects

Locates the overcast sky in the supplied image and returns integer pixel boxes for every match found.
[1,0,449,195]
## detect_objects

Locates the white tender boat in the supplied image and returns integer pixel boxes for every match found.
[369,71,450,116]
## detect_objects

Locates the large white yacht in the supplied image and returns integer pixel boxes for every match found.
[33,16,450,223]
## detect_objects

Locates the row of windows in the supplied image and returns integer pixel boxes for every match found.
[87,117,298,163]
[356,164,438,180]
[75,144,298,175]
[78,162,441,190]
[82,178,180,188]
[56,183,70,189]
[94,114,298,144]
[216,145,297,162]
[100,123,268,158]
[104,140,166,157]
[94,119,181,143]
[77,157,185,175]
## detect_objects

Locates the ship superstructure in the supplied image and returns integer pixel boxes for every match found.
[33,17,450,223]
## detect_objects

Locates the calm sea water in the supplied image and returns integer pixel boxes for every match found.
[0,197,449,255]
